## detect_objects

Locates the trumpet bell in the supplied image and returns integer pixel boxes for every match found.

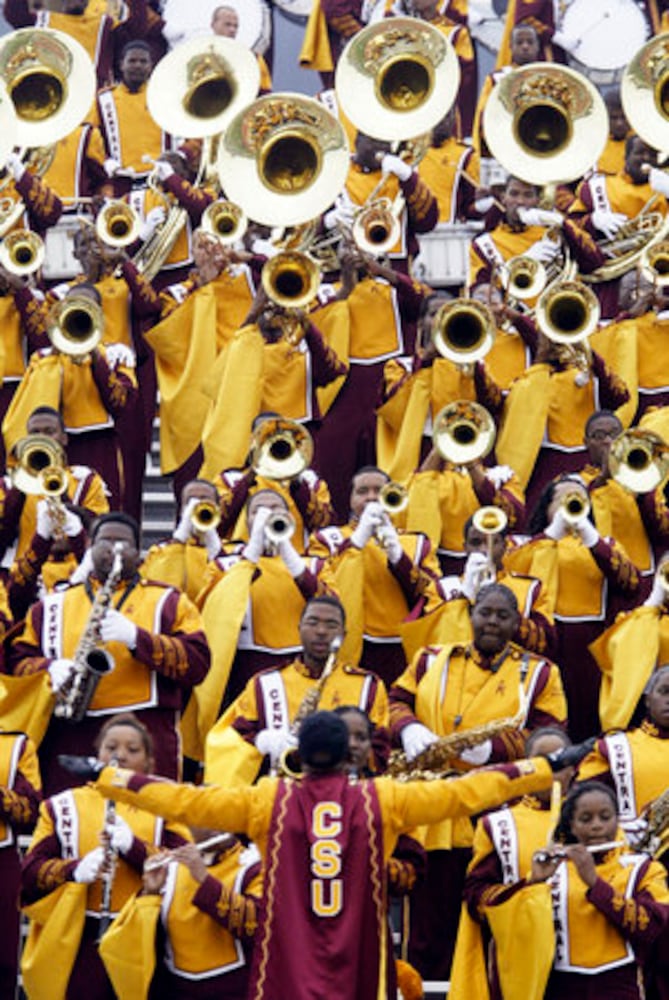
[609,429,669,493]
[535,280,600,345]
[352,198,401,256]
[0,28,95,147]
[265,509,296,545]
[190,500,221,533]
[251,416,314,481]
[379,481,409,515]
[11,434,66,495]
[201,200,247,246]
[433,400,496,466]
[503,256,547,300]
[39,463,68,497]
[48,295,104,358]
[561,489,590,525]
[261,250,321,309]
[432,299,495,365]
[472,505,508,536]
[621,33,669,152]
[640,239,669,287]
[334,17,460,141]
[95,200,140,248]
[483,62,608,184]
[147,36,260,139]
[217,93,349,227]
[0,229,44,275]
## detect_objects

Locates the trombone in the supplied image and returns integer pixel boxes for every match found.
[201,200,247,246]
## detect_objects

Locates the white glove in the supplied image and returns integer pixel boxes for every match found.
[153,159,175,182]
[544,507,570,541]
[377,521,403,564]
[524,238,561,264]
[103,157,121,178]
[64,510,84,538]
[401,722,438,761]
[36,498,54,540]
[645,567,669,608]
[459,738,493,766]
[620,815,649,848]
[381,152,413,183]
[485,465,514,489]
[250,237,280,258]
[104,343,135,370]
[462,551,490,602]
[350,501,385,549]
[173,497,198,544]
[278,537,306,578]
[254,727,296,764]
[99,608,138,649]
[591,209,628,240]
[324,203,355,230]
[69,547,94,585]
[139,206,166,242]
[647,167,669,198]
[6,151,24,182]
[474,194,494,214]
[106,814,134,854]
[574,515,599,548]
[203,527,221,560]
[551,29,580,52]
[47,657,74,693]
[243,506,272,563]
[73,846,106,884]
[517,207,563,228]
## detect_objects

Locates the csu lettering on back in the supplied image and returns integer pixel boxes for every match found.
[310,802,343,917]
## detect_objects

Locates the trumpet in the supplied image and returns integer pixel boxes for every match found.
[261,250,321,311]
[48,295,104,359]
[379,481,409,515]
[190,500,221,534]
[0,229,45,275]
[201,199,247,246]
[433,400,496,467]
[560,488,590,525]
[264,510,296,546]
[95,200,140,248]
[432,298,495,368]
[250,417,314,481]
[11,433,66,496]
[470,506,508,594]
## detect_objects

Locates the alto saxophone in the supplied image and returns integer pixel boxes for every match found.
[54,543,124,724]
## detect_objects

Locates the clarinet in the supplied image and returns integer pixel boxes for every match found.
[97,797,119,943]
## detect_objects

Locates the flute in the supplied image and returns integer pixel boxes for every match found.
[143,832,234,873]
[533,840,625,864]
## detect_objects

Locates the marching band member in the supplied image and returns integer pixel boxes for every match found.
[594,90,632,177]
[417,109,481,224]
[211,3,273,92]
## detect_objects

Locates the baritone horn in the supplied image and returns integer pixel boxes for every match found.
[535,280,600,345]
[250,417,314,481]
[201,200,247,245]
[433,400,496,466]
[48,295,104,358]
[261,250,320,309]
[432,298,495,366]
[334,17,460,141]
[0,229,44,275]
[217,93,349,227]
[95,200,140,248]
[146,35,260,139]
[0,27,96,147]
[482,62,608,184]
[608,429,669,493]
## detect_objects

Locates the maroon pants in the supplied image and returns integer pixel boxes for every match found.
[407,846,472,981]
[0,846,20,998]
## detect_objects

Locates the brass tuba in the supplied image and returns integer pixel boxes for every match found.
[250,416,314,481]
[95,200,140,249]
[48,295,104,358]
[482,62,608,185]
[216,93,349,227]
[0,228,44,275]
[146,35,261,139]
[535,280,600,345]
[334,17,460,141]
[261,250,321,310]
[608,429,669,493]
[433,400,496,466]
[432,298,495,366]
[621,32,669,154]
[201,199,247,246]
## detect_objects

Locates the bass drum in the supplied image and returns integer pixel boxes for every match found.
[161,0,271,54]
[559,0,649,84]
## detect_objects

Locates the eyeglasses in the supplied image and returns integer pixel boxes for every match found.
[587,430,619,442]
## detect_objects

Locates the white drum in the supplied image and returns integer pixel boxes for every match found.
[414,222,483,287]
[161,0,271,55]
[41,216,85,281]
[559,0,649,85]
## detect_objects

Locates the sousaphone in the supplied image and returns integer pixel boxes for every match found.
[621,32,669,151]
[0,28,96,147]
[216,93,349,227]
[147,35,261,139]
[482,62,608,184]
[334,17,460,141]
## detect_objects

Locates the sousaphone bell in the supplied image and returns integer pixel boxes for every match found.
[621,32,669,152]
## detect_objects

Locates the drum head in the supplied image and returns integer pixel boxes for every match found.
[560,0,649,72]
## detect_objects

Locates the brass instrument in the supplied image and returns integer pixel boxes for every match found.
[379,481,409,516]
[132,161,188,282]
[657,562,669,595]
[0,146,55,239]
[264,509,296,547]
[0,228,44,275]
[334,17,460,141]
[621,32,669,154]
[471,505,508,593]
[0,28,96,147]
[584,206,669,284]
[432,298,495,366]
[608,429,669,493]
[216,93,349,227]
[201,199,247,246]
[54,542,123,723]
[640,239,669,287]
[503,255,547,300]
[482,62,608,185]
[146,35,261,139]
[261,250,321,310]
[190,500,221,534]
[95,200,140,249]
[433,400,496,467]
[0,82,17,172]
[560,488,590,526]
[250,416,314,481]
[11,433,66,495]
[351,197,402,256]
[637,786,669,858]
[535,280,600,345]
[48,295,104,358]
